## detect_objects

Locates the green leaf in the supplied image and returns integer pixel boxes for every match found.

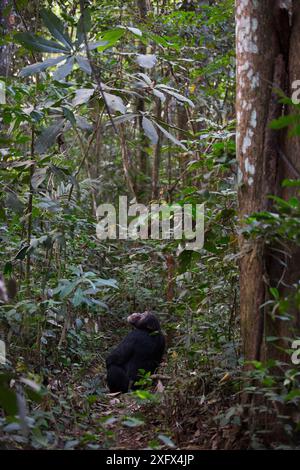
[284,389,300,402]
[15,32,69,53]
[269,114,299,130]
[72,288,85,307]
[126,26,142,37]
[135,72,152,85]
[96,28,125,51]
[106,113,138,127]
[90,299,108,308]
[158,434,175,448]
[31,167,48,189]
[87,40,109,50]
[154,122,187,150]
[75,115,92,131]
[75,55,92,75]
[156,84,194,107]
[19,56,65,77]
[142,117,158,145]
[122,417,144,427]
[41,9,73,50]
[57,280,78,299]
[148,32,174,49]
[94,278,118,288]
[282,179,300,188]
[103,92,127,114]
[72,87,95,106]
[270,287,279,300]
[62,106,76,126]
[53,56,75,81]
[136,54,157,69]
[35,120,64,154]
[152,89,166,103]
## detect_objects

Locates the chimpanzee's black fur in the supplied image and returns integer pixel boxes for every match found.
[106,311,165,393]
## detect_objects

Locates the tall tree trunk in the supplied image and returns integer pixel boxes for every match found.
[177,106,189,185]
[136,0,151,199]
[236,0,300,363]
[151,99,162,199]
[0,0,14,77]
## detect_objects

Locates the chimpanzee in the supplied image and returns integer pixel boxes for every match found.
[106,311,165,393]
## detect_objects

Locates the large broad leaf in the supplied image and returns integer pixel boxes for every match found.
[94,278,118,288]
[95,28,125,51]
[72,88,95,106]
[19,56,65,77]
[153,89,166,103]
[35,120,64,154]
[75,116,93,131]
[72,288,85,307]
[41,9,72,50]
[62,106,76,126]
[75,55,92,75]
[53,56,75,81]
[156,85,194,107]
[15,32,69,53]
[87,40,108,50]
[103,92,127,114]
[142,117,158,145]
[118,25,142,37]
[136,54,157,69]
[106,113,138,127]
[57,280,80,299]
[154,122,187,150]
[31,167,48,189]
[135,72,152,85]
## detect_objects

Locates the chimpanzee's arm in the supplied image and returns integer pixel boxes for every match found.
[106,331,136,367]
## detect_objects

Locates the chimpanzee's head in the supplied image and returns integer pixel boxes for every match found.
[127,311,161,332]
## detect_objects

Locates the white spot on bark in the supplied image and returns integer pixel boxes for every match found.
[251,73,260,89]
[237,166,243,184]
[242,128,254,155]
[236,0,259,55]
[250,109,257,128]
[252,18,258,31]
[242,136,251,154]
[245,157,255,175]
[239,61,250,72]
[237,15,259,54]
[248,177,254,186]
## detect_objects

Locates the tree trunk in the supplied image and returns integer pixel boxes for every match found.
[177,106,189,185]
[0,0,14,77]
[151,99,162,199]
[236,0,300,362]
[136,0,151,199]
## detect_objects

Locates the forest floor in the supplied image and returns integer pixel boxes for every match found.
[39,326,241,451]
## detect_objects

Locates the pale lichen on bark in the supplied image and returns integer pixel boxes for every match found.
[236,0,260,185]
